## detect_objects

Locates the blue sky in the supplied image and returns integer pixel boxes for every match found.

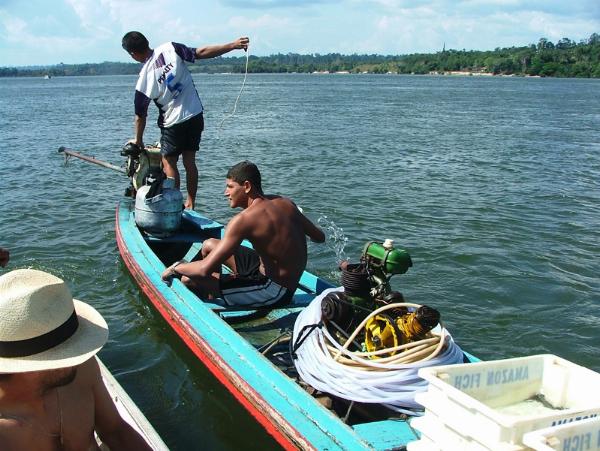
[1,0,598,67]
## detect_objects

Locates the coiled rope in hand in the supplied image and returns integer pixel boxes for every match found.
[292,288,464,415]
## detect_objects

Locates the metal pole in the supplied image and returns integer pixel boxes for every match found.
[58,146,126,174]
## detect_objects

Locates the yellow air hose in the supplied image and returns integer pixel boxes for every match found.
[332,302,445,366]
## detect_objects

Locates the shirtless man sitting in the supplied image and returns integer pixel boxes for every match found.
[161,161,325,307]
[0,269,151,451]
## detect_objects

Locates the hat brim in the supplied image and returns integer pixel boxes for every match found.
[0,299,108,373]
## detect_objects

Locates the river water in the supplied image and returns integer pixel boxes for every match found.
[0,73,599,449]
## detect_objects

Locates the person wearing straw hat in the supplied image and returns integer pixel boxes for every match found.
[0,269,151,450]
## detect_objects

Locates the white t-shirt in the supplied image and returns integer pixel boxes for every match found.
[134,42,203,128]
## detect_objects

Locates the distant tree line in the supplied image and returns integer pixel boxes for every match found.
[1,34,599,78]
[0,61,140,77]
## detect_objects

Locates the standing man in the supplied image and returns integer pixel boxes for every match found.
[162,161,326,308]
[0,269,151,450]
[122,31,249,210]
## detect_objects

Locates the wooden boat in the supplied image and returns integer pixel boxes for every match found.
[115,197,474,450]
[97,357,168,450]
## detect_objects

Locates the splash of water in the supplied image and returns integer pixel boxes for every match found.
[318,215,348,265]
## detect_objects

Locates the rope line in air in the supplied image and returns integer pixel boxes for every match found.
[218,47,250,130]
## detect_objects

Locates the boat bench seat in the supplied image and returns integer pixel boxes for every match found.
[143,223,223,244]
[143,232,208,261]
[209,292,315,312]
[353,419,419,448]
[144,232,202,243]
[183,242,203,262]
[290,292,315,307]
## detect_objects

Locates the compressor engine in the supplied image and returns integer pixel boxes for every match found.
[292,239,464,418]
[320,240,441,358]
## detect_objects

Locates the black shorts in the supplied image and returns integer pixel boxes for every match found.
[160,113,204,157]
[218,246,293,308]
[230,245,262,278]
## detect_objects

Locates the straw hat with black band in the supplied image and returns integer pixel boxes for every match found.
[0,269,108,373]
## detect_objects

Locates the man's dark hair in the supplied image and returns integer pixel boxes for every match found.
[122,31,149,54]
[227,161,263,194]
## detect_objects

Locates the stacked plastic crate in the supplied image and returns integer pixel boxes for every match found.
[407,355,600,451]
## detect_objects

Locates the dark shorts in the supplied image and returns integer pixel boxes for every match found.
[218,246,293,308]
[160,113,204,157]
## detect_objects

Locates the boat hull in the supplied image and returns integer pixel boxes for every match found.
[115,198,441,450]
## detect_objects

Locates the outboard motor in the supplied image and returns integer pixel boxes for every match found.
[123,143,183,237]
[122,143,163,194]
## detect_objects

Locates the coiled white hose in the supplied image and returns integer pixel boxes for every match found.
[293,288,465,415]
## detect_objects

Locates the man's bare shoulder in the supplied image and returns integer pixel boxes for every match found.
[266,196,297,210]
[75,358,102,388]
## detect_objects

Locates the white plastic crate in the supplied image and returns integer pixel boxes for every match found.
[406,433,441,451]
[411,410,527,451]
[416,355,600,449]
[522,416,600,450]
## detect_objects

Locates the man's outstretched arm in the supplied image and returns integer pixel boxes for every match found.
[195,37,249,59]
[299,212,325,243]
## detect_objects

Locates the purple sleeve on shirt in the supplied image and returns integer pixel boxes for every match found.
[172,42,196,63]
[134,90,151,117]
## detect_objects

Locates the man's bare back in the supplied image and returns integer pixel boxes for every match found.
[232,196,312,289]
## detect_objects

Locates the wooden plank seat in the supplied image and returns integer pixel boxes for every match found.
[139,211,223,244]
[143,231,202,243]
[208,292,315,312]
[183,241,203,261]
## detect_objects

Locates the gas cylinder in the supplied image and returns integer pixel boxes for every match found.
[134,177,183,236]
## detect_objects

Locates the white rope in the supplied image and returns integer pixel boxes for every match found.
[218,48,250,130]
[293,288,465,415]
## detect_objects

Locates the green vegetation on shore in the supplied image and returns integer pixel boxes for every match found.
[2,34,599,78]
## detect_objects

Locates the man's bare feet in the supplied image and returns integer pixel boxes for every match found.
[184,199,194,210]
